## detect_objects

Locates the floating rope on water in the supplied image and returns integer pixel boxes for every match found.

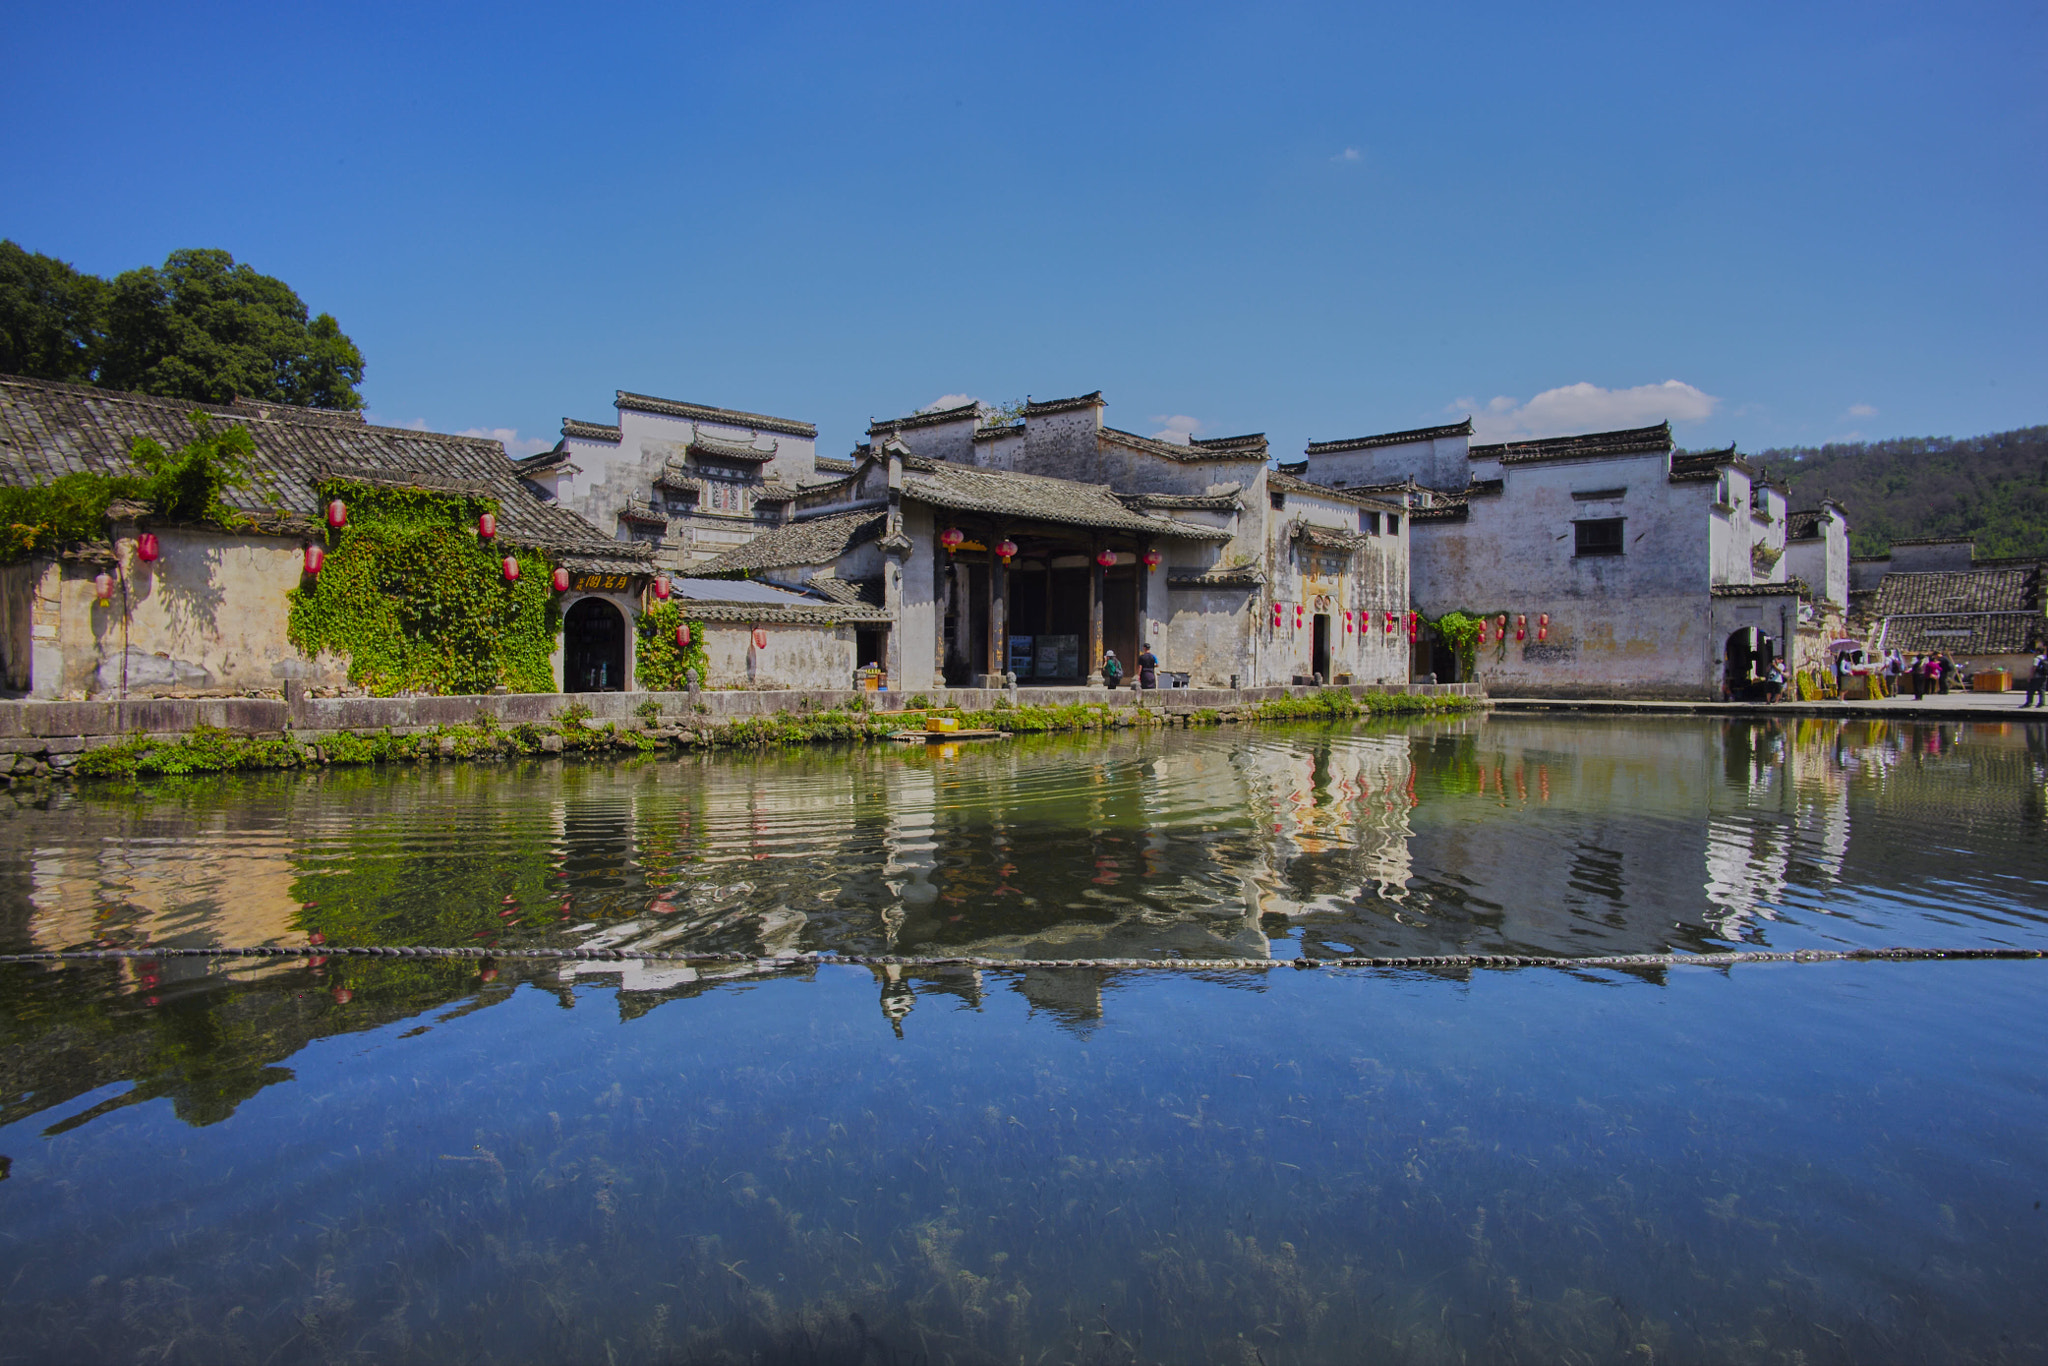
[1,945,2042,972]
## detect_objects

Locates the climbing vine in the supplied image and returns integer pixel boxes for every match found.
[287,480,559,696]
[633,600,710,691]
[1428,610,1483,678]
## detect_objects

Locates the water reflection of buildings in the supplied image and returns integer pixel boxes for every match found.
[8,717,2043,1045]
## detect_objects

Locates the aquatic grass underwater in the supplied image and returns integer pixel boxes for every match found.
[1,958,2044,1364]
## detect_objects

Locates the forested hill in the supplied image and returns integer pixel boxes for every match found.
[1744,426,2048,559]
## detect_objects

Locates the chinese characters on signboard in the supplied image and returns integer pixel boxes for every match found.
[569,572,634,592]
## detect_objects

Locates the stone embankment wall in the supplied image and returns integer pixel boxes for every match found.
[0,681,1482,779]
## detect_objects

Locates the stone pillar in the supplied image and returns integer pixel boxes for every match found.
[987,540,1007,683]
[1136,538,1150,659]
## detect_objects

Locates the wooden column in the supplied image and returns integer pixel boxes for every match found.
[989,539,1008,681]
[1088,536,1104,681]
[1136,538,1151,657]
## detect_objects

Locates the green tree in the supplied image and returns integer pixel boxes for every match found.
[97,248,365,409]
[0,240,107,383]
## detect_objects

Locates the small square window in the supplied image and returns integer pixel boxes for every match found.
[1574,518,1625,557]
[1362,510,1382,535]
[1387,514,1400,535]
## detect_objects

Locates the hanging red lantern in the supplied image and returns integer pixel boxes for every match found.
[1272,602,1285,629]
[940,527,966,554]
[326,499,348,530]
[675,624,692,650]
[552,567,570,593]
[303,544,324,575]
[502,555,520,582]
[1096,548,1117,569]
[1344,610,1354,635]
[652,577,671,601]
[94,572,114,601]
[995,538,1018,564]
[136,533,160,563]
[1408,611,1420,642]
[477,512,497,540]
[1515,614,1527,642]
[1294,603,1304,630]
[752,627,768,650]
[1537,612,1550,643]
[1385,610,1396,636]
[1141,548,1162,573]
[1477,618,1490,645]
[1496,614,1508,636]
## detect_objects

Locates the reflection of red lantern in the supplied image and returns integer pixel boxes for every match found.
[652,577,671,600]
[676,624,691,650]
[995,538,1018,564]
[1515,614,1527,642]
[502,556,519,581]
[303,544,323,575]
[1537,612,1549,642]
[136,533,160,563]
[1096,548,1117,569]
[552,568,570,593]
[752,627,768,650]
[94,572,114,601]
[332,986,353,1005]
[326,499,347,530]
[940,527,965,554]
[477,512,496,540]
[1141,548,1162,573]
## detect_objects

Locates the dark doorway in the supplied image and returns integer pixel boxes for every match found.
[1723,628,1773,700]
[1311,614,1331,684]
[1104,565,1138,681]
[565,597,626,692]
[856,628,887,668]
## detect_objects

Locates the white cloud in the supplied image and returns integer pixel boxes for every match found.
[1454,380,1721,442]
[367,413,553,459]
[1332,147,1361,162]
[922,394,978,412]
[1843,403,1878,419]
[1150,414,1203,445]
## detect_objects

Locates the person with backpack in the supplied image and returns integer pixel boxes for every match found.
[2023,648,2048,709]
[1102,650,1124,690]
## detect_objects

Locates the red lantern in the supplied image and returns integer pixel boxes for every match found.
[995,538,1018,564]
[675,624,691,650]
[940,527,966,554]
[1537,613,1549,643]
[1096,548,1117,570]
[303,544,324,575]
[136,533,160,563]
[1515,614,1527,642]
[1477,618,1490,645]
[502,556,520,582]
[1272,601,1284,628]
[1344,610,1354,635]
[1295,603,1304,630]
[752,627,768,650]
[94,572,114,601]
[1408,611,1420,642]
[1496,614,1507,636]
[1141,548,1162,573]
[326,499,347,530]
[1385,610,1396,636]
[652,577,671,600]
[477,512,496,540]
[552,567,570,593]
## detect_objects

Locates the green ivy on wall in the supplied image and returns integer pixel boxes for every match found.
[287,480,559,696]
[1428,610,1483,678]
[633,600,710,691]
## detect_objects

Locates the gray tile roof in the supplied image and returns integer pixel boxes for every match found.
[1100,427,1265,465]
[1472,423,1675,466]
[1167,566,1264,588]
[813,455,856,476]
[694,509,887,573]
[1880,614,2046,655]
[805,574,886,609]
[691,432,778,462]
[1266,469,1404,511]
[0,374,644,563]
[1710,581,1812,599]
[1023,391,1105,417]
[561,418,621,442]
[1786,508,1826,541]
[1305,418,1472,454]
[1871,566,2042,618]
[614,390,817,439]
[667,576,889,623]
[1117,490,1244,512]
[1187,432,1270,458]
[1669,446,1749,482]
[902,461,1227,538]
[868,401,981,436]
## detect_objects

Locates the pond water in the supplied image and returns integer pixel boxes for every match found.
[2,716,2045,1363]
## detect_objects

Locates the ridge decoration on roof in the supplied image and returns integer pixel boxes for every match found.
[1022,391,1105,417]
[898,460,1227,538]
[1187,432,1270,457]
[868,401,981,436]
[614,390,817,439]
[1116,490,1244,512]
[690,431,777,462]
[1472,422,1675,465]
[1099,427,1267,464]
[1266,468,1406,511]
[561,418,622,443]
[1305,418,1473,455]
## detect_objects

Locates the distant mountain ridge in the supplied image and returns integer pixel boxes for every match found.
[1737,426,2048,559]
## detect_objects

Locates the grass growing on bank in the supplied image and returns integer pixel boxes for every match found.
[65,690,1477,779]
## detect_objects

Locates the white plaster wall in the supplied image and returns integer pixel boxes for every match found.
[1020,406,1103,480]
[39,529,352,699]
[700,622,857,690]
[1410,452,1719,697]
[893,505,940,693]
[1162,590,1254,687]
[1303,432,1471,493]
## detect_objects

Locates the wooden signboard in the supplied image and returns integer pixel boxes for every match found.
[568,571,635,593]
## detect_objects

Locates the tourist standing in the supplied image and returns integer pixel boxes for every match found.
[1937,653,1955,695]
[1766,659,1786,703]
[1102,650,1123,690]
[1885,649,1904,698]
[1137,643,1159,690]
[1911,655,1928,701]
[2024,649,2048,709]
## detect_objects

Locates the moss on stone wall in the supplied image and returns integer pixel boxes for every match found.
[286,480,559,696]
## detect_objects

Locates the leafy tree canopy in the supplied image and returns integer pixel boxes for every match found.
[0,242,364,410]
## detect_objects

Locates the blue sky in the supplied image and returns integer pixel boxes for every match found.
[6,1,2043,461]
